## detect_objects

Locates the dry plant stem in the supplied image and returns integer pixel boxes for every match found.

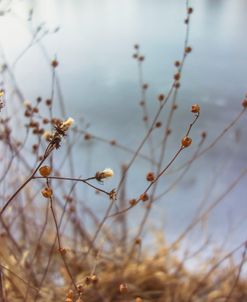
[38,30,78,200]
[47,179,78,291]
[34,241,57,301]
[0,217,21,254]
[35,2,193,267]
[0,46,25,102]
[12,33,38,69]
[28,22,67,117]
[29,22,78,197]
[171,167,247,251]
[116,83,175,194]
[116,0,191,195]
[0,268,5,302]
[23,202,50,301]
[122,113,198,261]
[225,243,247,302]
[34,214,68,300]
[57,131,80,171]
[0,143,54,216]
[48,67,55,175]
[76,128,158,166]
[136,48,155,164]
[158,89,178,166]
[154,135,205,201]
[140,89,180,233]
[117,165,128,249]
[85,198,116,258]
[187,240,247,301]
[171,108,246,175]
[200,265,241,300]
[33,175,110,196]
[109,113,200,219]
[0,264,39,294]
[5,277,26,300]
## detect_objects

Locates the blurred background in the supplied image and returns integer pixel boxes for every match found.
[0,0,247,255]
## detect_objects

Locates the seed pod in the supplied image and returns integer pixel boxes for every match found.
[51,59,59,68]
[135,238,142,245]
[146,172,155,182]
[39,165,52,177]
[185,46,192,53]
[242,99,247,108]
[140,193,149,202]
[181,136,192,148]
[191,104,200,113]
[41,187,53,198]
[188,7,193,14]
[158,94,165,101]
[119,283,128,294]
[95,168,114,181]
[84,133,92,140]
[174,73,180,81]
[129,199,137,206]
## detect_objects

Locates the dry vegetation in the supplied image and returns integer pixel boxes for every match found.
[0,1,247,301]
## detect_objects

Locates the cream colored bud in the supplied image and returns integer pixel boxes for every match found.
[43,131,54,141]
[23,100,31,107]
[95,168,114,181]
[61,117,74,131]
[101,168,114,178]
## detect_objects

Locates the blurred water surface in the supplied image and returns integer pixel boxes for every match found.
[0,0,247,250]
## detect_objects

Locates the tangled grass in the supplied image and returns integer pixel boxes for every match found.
[0,1,247,301]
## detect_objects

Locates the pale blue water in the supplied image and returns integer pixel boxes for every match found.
[0,0,247,253]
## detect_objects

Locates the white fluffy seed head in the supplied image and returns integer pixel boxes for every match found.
[101,168,114,178]
[61,117,74,131]
[95,168,114,181]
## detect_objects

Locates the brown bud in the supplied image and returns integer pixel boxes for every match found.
[110,139,116,145]
[188,7,193,14]
[135,238,142,245]
[129,199,137,206]
[155,121,162,128]
[119,283,128,294]
[181,136,192,148]
[185,46,192,53]
[41,187,53,198]
[51,59,58,68]
[242,99,247,108]
[158,94,165,101]
[191,104,200,113]
[39,165,52,177]
[46,99,52,106]
[84,133,92,140]
[174,73,180,81]
[146,172,155,182]
[140,193,149,202]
